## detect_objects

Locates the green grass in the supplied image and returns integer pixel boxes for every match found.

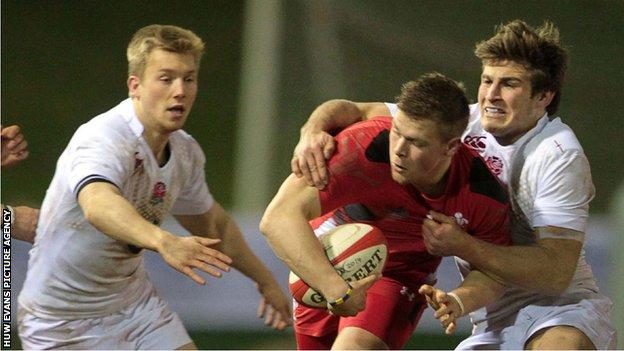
[9,329,466,349]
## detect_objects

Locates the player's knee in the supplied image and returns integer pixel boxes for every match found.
[332,327,388,350]
[525,326,595,350]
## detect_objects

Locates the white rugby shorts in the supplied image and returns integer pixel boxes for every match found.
[456,295,616,350]
[18,286,192,349]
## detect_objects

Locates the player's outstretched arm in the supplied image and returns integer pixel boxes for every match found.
[260,173,374,316]
[174,203,293,330]
[292,100,389,189]
[419,269,505,335]
[1,124,29,168]
[423,210,581,295]
[78,182,232,285]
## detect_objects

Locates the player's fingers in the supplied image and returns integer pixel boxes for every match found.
[355,272,381,290]
[6,134,25,150]
[1,125,20,139]
[192,259,226,278]
[181,266,206,285]
[291,155,303,177]
[15,150,29,161]
[257,297,267,318]
[428,210,455,224]
[310,147,329,187]
[197,236,221,246]
[198,242,233,265]
[445,321,456,335]
[322,137,336,160]
[305,153,324,189]
[197,252,231,272]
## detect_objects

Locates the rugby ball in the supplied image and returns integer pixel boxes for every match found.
[289,223,387,308]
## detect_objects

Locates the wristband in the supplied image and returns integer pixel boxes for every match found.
[4,205,15,227]
[327,282,353,308]
[447,292,465,316]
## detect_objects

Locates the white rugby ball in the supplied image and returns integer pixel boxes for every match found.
[289,223,387,308]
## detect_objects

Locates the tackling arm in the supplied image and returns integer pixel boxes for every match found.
[458,227,582,295]
[293,100,389,188]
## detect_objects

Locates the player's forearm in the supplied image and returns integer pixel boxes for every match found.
[460,234,580,294]
[80,190,169,251]
[210,209,277,285]
[259,212,347,300]
[300,99,367,135]
[451,269,505,315]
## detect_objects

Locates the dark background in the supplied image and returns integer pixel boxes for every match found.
[2,0,623,212]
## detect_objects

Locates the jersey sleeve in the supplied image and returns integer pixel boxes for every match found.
[531,149,594,239]
[170,138,214,215]
[385,103,398,117]
[68,125,133,197]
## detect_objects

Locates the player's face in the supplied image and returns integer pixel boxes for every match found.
[389,111,454,190]
[478,61,552,145]
[128,49,198,134]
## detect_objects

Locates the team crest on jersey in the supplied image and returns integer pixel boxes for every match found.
[463,135,487,150]
[453,212,469,228]
[485,156,503,176]
[150,182,167,205]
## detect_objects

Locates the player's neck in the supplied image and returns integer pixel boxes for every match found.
[413,161,451,198]
[142,128,171,166]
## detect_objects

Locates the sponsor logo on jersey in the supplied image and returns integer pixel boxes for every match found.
[400,286,416,301]
[463,135,487,150]
[485,156,503,176]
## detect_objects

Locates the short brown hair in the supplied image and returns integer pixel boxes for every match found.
[396,72,469,141]
[475,20,568,115]
[127,24,205,77]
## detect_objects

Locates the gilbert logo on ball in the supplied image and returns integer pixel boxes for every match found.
[289,223,387,308]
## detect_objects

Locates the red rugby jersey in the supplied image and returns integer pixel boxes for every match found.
[311,117,510,291]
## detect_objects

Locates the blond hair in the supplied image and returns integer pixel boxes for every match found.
[127,24,205,77]
[475,20,568,115]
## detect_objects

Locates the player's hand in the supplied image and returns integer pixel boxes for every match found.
[291,130,335,189]
[418,284,461,335]
[256,281,293,330]
[327,273,381,317]
[12,206,39,244]
[1,125,30,168]
[158,235,232,285]
[422,210,470,256]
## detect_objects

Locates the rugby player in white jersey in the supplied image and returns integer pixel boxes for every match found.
[290,20,616,349]
[17,24,291,349]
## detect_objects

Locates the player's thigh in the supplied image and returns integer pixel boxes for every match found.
[337,277,426,349]
[128,289,193,349]
[294,301,339,350]
[333,326,388,350]
[525,326,595,350]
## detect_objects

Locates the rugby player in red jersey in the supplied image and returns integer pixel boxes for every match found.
[260,73,511,349]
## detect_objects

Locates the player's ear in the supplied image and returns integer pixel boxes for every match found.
[127,75,141,99]
[537,90,555,109]
[445,137,461,156]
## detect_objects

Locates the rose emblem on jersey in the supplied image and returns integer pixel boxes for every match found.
[485,156,503,176]
[463,135,487,150]
[150,182,167,205]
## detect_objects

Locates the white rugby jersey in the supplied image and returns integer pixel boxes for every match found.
[387,102,604,326]
[19,99,214,319]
